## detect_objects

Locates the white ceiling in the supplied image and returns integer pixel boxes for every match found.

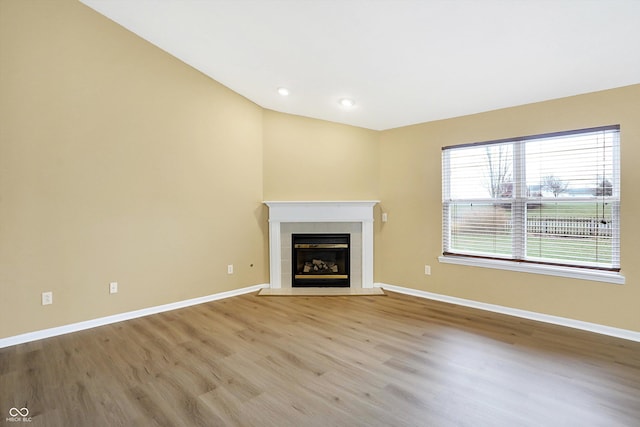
[80,0,640,131]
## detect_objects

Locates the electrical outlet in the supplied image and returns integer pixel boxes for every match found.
[424,265,431,275]
[109,282,118,294]
[42,291,53,305]
[227,264,234,274]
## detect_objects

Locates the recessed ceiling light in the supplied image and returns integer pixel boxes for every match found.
[277,87,290,96]
[339,98,355,108]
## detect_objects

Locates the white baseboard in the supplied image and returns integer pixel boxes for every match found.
[5,282,637,348]
[0,284,268,349]
[375,282,640,343]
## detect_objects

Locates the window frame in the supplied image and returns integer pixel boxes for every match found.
[440,125,624,285]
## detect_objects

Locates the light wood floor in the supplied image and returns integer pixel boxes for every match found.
[1,290,639,426]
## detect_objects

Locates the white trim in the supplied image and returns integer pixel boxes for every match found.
[0,284,268,349]
[4,281,637,348]
[268,220,282,288]
[375,282,640,343]
[361,220,374,288]
[263,201,379,223]
[438,255,625,285]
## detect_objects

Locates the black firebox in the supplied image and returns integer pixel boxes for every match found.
[292,234,350,287]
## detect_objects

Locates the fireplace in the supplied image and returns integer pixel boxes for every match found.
[264,201,378,289]
[292,234,350,287]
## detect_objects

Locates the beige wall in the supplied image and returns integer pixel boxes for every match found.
[262,109,379,201]
[0,0,267,338]
[377,84,640,332]
[2,0,639,340]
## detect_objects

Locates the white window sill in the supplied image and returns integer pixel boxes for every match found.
[438,255,625,285]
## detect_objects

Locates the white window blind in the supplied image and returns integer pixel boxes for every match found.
[442,125,620,271]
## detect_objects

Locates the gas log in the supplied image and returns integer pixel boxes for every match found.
[302,259,339,273]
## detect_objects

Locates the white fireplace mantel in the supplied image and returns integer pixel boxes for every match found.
[264,201,379,288]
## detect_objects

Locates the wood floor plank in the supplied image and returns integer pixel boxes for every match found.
[1,290,640,426]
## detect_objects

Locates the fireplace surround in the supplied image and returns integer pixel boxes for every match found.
[264,201,379,289]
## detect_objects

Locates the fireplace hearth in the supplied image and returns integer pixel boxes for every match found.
[292,234,350,287]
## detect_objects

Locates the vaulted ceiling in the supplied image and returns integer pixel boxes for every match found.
[81,0,640,130]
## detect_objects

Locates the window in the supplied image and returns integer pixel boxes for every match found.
[442,125,620,278]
